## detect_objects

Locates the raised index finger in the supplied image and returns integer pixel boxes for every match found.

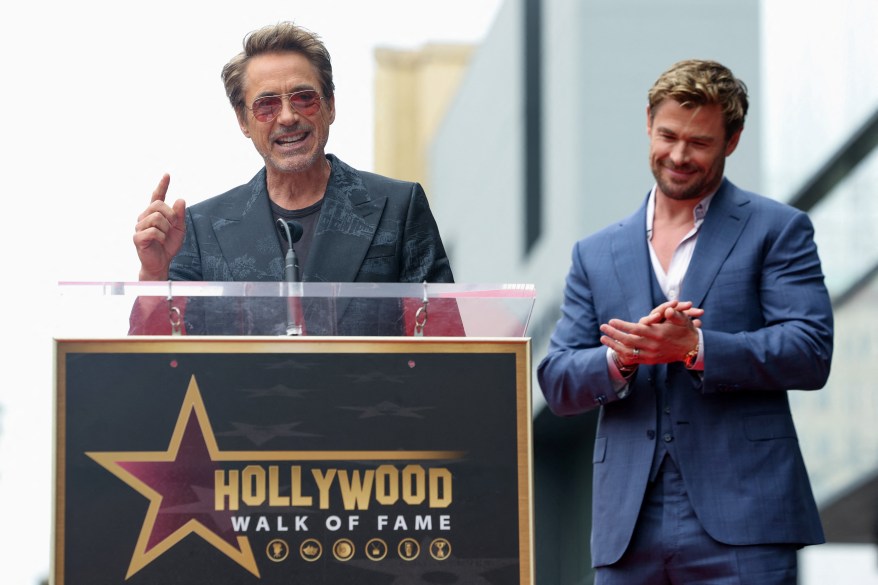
[150,173,171,204]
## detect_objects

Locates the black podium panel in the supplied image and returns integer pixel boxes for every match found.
[55,338,532,584]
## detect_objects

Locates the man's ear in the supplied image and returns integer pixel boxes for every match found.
[325,95,336,125]
[237,110,251,138]
[725,127,743,156]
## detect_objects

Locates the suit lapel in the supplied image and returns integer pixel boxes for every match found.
[681,179,752,307]
[211,169,285,281]
[304,156,386,283]
[206,159,389,284]
[612,197,657,321]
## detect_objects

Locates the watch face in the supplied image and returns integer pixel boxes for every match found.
[611,349,636,374]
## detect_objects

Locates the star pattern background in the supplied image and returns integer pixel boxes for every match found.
[60,343,529,584]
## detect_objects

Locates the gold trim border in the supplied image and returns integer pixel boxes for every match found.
[54,336,533,585]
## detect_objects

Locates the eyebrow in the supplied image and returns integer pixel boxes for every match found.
[655,126,717,143]
[253,85,317,100]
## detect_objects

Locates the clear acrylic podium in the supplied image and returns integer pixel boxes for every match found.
[56,281,535,338]
[54,282,536,585]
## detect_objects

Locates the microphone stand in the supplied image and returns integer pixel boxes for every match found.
[277,219,303,336]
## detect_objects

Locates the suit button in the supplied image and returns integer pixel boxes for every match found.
[663,405,671,414]
[647,430,656,440]
[663,433,674,443]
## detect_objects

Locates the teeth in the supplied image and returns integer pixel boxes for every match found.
[277,133,306,144]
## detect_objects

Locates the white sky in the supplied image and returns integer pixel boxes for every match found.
[0,2,501,583]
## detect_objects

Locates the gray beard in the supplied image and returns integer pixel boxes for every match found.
[264,150,322,175]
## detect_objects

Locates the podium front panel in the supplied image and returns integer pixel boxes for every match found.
[55,337,533,584]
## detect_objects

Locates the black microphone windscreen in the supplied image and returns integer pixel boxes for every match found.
[276,219,304,244]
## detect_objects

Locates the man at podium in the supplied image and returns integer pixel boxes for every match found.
[130,22,454,335]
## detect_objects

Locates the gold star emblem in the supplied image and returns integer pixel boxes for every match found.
[87,377,259,578]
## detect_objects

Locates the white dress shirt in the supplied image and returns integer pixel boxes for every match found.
[608,185,713,390]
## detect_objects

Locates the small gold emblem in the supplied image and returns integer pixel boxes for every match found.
[333,538,355,561]
[300,538,323,562]
[429,538,451,560]
[266,539,289,562]
[365,538,388,561]
[398,537,420,561]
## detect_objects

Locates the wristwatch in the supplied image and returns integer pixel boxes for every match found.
[611,348,638,376]
[683,343,700,369]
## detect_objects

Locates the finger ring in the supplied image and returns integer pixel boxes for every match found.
[632,348,640,357]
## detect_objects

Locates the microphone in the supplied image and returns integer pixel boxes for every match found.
[275,219,304,335]
[276,219,304,282]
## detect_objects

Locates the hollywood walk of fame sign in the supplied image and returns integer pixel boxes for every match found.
[54,337,533,584]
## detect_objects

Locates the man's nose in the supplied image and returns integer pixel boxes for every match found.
[276,97,300,124]
[669,141,690,165]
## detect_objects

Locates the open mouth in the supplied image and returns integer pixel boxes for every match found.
[275,132,309,146]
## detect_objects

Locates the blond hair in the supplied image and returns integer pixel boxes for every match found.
[648,59,748,138]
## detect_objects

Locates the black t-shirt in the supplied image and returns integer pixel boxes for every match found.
[271,198,323,272]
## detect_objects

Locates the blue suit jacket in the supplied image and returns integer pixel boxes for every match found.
[537,179,833,566]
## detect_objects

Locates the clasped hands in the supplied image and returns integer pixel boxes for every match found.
[599,300,702,368]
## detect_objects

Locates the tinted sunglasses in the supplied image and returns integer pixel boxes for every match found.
[248,89,323,122]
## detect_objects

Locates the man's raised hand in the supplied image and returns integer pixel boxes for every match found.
[133,174,186,280]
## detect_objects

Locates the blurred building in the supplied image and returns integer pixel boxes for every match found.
[376,0,878,583]
[374,43,475,197]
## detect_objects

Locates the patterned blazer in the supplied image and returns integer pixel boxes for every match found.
[170,154,453,284]
[166,154,453,335]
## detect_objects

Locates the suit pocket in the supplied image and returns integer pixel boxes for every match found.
[364,244,395,259]
[712,266,759,289]
[744,413,797,441]
[593,436,607,463]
